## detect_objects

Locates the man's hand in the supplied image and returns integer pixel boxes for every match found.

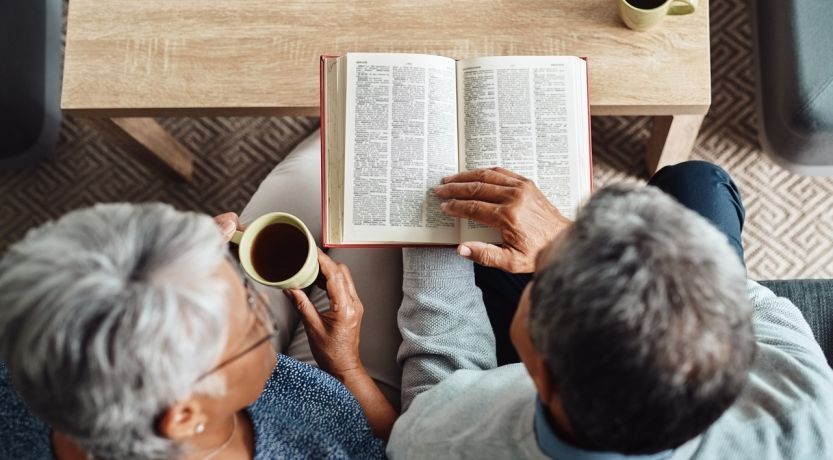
[434,167,571,273]
[285,250,364,379]
[213,212,243,243]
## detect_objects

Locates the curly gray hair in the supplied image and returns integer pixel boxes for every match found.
[530,184,755,454]
[0,203,230,459]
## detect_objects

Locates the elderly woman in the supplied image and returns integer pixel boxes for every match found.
[0,132,400,459]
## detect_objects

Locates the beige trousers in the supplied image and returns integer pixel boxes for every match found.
[239,130,403,407]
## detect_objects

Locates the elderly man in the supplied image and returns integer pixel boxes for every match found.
[388,162,833,459]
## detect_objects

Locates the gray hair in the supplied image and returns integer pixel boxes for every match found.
[530,184,755,453]
[0,203,230,460]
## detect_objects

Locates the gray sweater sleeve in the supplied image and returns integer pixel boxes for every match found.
[397,248,497,411]
[686,281,833,459]
[747,280,830,368]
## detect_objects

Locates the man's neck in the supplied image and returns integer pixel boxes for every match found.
[533,399,675,460]
[542,401,582,446]
[540,395,582,446]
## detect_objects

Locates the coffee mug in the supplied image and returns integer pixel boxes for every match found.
[230,212,319,289]
[618,0,698,31]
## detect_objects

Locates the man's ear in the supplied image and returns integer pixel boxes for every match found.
[534,358,576,439]
[528,354,556,405]
[157,400,207,441]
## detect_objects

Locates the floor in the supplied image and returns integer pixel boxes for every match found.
[1,0,832,280]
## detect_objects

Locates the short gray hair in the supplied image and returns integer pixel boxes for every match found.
[530,184,755,453]
[0,203,230,460]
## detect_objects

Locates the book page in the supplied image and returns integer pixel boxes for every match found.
[322,56,346,246]
[343,53,460,244]
[456,56,591,243]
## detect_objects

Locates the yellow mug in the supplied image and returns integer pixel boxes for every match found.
[230,212,319,289]
[618,0,698,31]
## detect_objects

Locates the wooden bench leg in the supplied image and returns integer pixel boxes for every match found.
[87,117,194,181]
[645,114,705,175]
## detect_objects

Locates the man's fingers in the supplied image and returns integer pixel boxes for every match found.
[433,182,515,203]
[457,241,517,271]
[441,168,524,187]
[441,199,501,226]
[286,289,323,330]
[489,167,529,182]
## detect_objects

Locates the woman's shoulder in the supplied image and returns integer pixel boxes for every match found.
[248,355,385,460]
[0,364,55,459]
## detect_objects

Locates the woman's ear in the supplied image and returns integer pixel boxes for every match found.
[157,400,207,441]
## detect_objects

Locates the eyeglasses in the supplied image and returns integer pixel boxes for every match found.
[195,263,279,383]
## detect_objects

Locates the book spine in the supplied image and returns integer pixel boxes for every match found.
[324,243,458,249]
[320,56,327,246]
[582,56,594,191]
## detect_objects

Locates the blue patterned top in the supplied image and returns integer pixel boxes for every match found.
[0,355,385,459]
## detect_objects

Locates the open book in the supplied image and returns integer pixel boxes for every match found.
[321,53,592,247]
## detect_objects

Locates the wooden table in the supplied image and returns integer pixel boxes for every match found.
[62,0,710,180]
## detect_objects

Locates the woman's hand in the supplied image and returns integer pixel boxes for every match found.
[286,250,398,439]
[285,250,363,379]
[213,212,243,243]
[433,167,572,273]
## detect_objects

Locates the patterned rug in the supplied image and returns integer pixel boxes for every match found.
[1,0,831,279]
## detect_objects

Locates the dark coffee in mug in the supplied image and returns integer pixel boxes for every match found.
[625,0,666,9]
[250,223,309,282]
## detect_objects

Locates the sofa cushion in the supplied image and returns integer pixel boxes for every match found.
[0,0,61,168]
[759,279,833,367]
[751,0,833,175]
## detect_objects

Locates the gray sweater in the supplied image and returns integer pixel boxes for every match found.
[388,248,833,460]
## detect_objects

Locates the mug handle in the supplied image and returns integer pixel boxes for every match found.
[668,0,697,15]
[230,230,244,245]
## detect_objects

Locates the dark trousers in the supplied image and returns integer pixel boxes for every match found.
[475,160,747,365]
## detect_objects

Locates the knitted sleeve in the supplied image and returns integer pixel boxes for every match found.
[396,248,497,411]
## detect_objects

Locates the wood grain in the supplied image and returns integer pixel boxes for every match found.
[645,114,706,174]
[86,118,195,180]
[62,0,710,117]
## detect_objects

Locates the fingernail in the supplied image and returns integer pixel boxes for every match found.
[221,220,235,235]
[440,202,448,210]
[458,245,472,257]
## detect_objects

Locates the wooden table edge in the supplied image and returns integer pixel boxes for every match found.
[60,104,711,119]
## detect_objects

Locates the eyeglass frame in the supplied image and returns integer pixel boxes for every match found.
[194,258,280,383]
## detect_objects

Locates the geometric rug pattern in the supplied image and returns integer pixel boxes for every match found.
[0,115,318,250]
[2,0,833,279]
[591,0,833,280]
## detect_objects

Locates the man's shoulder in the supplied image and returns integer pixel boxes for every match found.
[697,342,833,459]
[389,364,546,459]
[687,281,833,459]
[700,393,833,459]
[408,363,534,414]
